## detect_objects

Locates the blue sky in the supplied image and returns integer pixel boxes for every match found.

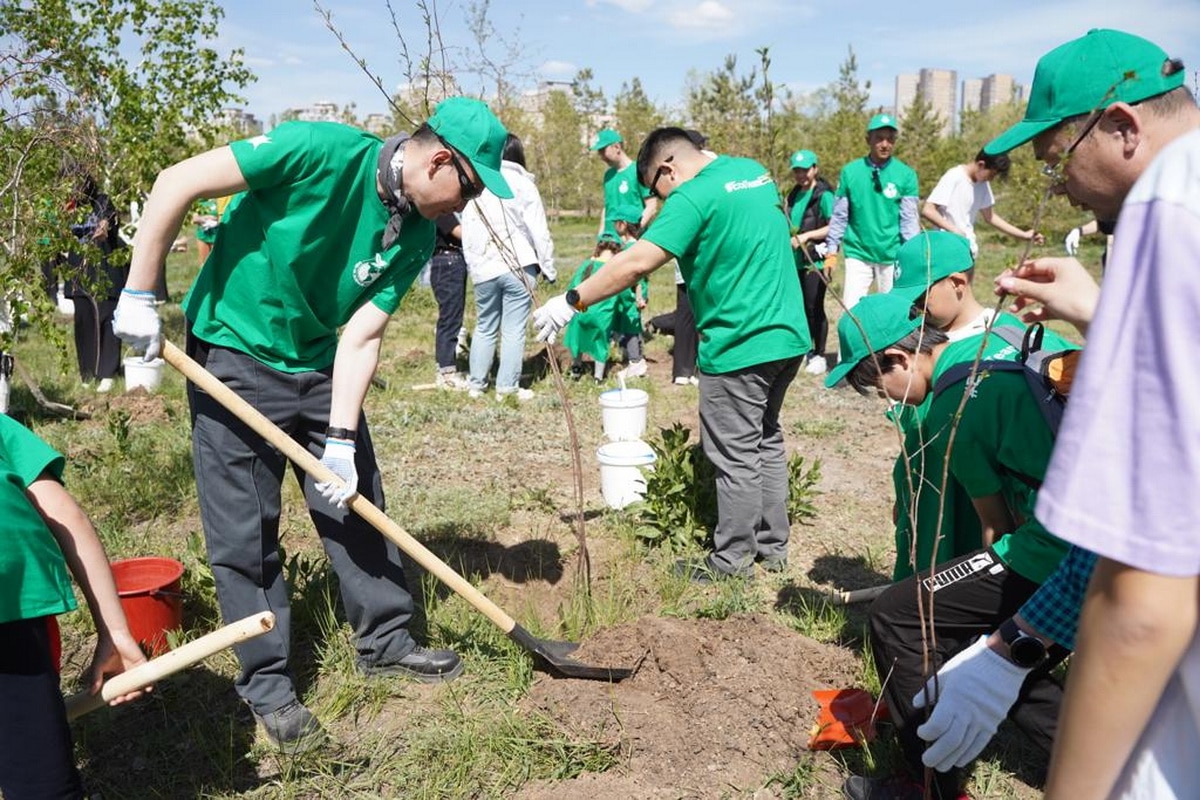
[214,1,1200,125]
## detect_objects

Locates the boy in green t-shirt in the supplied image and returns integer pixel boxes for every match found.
[564,234,625,382]
[826,292,1072,800]
[536,127,809,581]
[113,97,512,753]
[590,128,650,240]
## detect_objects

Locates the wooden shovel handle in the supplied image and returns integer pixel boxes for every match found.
[64,611,275,720]
[160,340,519,634]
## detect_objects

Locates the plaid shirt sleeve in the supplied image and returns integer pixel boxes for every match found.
[1019,545,1099,651]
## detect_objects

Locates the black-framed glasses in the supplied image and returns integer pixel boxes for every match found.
[435,134,485,201]
[649,155,675,199]
[1041,109,1103,185]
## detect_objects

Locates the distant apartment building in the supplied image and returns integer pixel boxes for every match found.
[961,73,1023,119]
[214,107,262,135]
[362,113,394,135]
[961,78,983,115]
[894,68,956,136]
[284,101,341,122]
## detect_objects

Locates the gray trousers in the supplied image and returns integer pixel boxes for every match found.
[698,355,803,576]
[186,340,416,715]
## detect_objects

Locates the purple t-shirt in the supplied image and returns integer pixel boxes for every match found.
[1036,128,1200,797]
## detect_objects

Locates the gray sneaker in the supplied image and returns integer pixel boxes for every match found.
[252,699,328,755]
[357,646,464,683]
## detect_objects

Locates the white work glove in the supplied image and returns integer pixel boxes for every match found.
[539,261,557,283]
[112,289,162,360]
[912,635,1031,772]
[532,294,576,343]
[314,438,358,508]
[814,242,829,258]
[1064,227,1081,256]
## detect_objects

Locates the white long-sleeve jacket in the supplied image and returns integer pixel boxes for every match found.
[462,160,556,284]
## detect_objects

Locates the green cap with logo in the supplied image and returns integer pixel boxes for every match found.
[985,29,1185,155]
[824,293,924,388]
[889,231,975,304]
[590,128,623,151]
[428,97,513,199]
[867,113,899,132]
[789,149,818,169]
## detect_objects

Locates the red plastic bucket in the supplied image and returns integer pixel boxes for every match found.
[109,557,185,656]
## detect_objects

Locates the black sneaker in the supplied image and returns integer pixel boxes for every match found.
[568,364,584,381]
[358,646,464,683]
[842,776,932,800]
[253,699,328,755]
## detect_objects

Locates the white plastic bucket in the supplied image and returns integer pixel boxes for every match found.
[597,440,656,509]
[124,357,164,393]
[598,388,649,442]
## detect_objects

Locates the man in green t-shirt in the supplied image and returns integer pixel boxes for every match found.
[112,97,512,753]
[590,128,651,239]
[825,292,1074,800]
[824,113,920,308]
[535,127,810,581]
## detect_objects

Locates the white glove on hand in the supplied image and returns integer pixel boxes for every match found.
[814,242,829,258]
[912,635,1032,772]
[315,438,358,508]
[532,294,576,343]
[112,289,162,360]
[1064,227,1081,256]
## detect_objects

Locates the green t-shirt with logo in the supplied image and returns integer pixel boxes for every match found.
[642,156,809,374]
[194,198,219,245]
[923,330,1078,584]
[834,156,919,263]
[601,161,648,239]
[0,415,76,624]
[788,187,835,271]
[184,122,435,372]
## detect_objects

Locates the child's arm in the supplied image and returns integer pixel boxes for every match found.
[26,474,149,702]
[971,493,1016,548]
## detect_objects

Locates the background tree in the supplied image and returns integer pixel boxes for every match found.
[612,78,664,160]
[898,93,951,195]
[685,54,759,159]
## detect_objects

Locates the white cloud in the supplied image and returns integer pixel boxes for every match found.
[666,0,734,30]
[539,59,577,77]
[589,0,654,12]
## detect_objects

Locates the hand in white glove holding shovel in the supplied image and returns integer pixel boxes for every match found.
[315,436,358,508]
[113,288,162,360]
[533,294,577,343]
[912,635,1032,771]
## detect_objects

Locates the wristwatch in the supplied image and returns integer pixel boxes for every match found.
[998,618,1047,668]
[565,289,587,312]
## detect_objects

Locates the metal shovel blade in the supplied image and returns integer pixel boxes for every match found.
[508,624,640,682]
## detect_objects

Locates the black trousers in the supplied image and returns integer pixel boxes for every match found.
[0,617,85,800]
[430,249,467,370]
[800,269,828,357]
[673,283,698,380]
[71,295,122,381]
[869,548,1064,797]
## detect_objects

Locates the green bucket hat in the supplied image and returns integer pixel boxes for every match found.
[867,113,899,133]
[824,293,924,388]
[590,129,623,151]
[789,149,818,169]
[427,97,513,199]
[889,232,975,304]
[985,29,1184,155]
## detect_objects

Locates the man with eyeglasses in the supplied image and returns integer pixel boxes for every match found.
[824,113,920,309]
[534,127,810,581]
[112,97,510,754]
[842,29,1200,800]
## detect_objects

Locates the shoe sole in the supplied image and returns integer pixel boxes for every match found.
[360,659,465,684]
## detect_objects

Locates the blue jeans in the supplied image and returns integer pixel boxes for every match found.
[469,267,537,392]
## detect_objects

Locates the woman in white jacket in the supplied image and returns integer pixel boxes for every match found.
[462,134,555,400]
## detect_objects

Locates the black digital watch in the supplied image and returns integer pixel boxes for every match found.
[565,289,587,312]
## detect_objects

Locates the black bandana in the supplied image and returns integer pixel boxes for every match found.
[377,133,413,249]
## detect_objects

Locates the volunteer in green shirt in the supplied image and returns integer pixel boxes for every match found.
[824,113,920,308]
[825,292,1073,800]
[590,128,650,239]
[535,127,810,580]
[784,148,835,375]
[113,97,512,753]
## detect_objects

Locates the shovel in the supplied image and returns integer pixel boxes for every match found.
[161,340,635,682]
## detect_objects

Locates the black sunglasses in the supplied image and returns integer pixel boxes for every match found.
[649,155,675,199]
[871,166,883,193]
[435,134,485,201]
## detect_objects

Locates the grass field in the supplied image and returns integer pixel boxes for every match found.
[5,215,1101,798]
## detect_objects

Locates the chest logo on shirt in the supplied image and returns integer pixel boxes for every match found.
[353,253,388,287]
[618,179,629,194]
[883,182,899,199]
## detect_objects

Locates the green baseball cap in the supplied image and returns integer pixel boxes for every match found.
[608,203,643,224]
[824,293,924,388]
[889,232,975,304]
[596,231,622,245]
[867,113,899,132]
[985,29,1185,155]
[789,149,818,169]
[590,129,623,151]
[427,97,513,199]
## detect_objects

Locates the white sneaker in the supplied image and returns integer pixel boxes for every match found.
[497,388,534,402]
[455,326,470,358]
[804,355,827,375]
[435,371,470,391]
[619,359,648,379]
[467,388,484,399]
[96,378,114,393]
